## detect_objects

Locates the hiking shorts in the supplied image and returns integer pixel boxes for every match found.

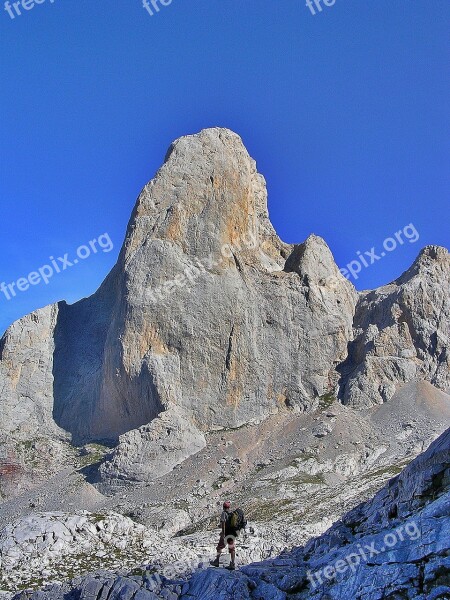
[217,532,236,553]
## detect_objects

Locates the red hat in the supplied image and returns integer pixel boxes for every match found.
[223,501,231,509]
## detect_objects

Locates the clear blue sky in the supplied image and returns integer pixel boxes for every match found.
[1,0,449,335]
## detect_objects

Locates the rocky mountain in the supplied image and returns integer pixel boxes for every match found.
[0,127,448,492]
[339,245,450,409]
[0,128,449,598]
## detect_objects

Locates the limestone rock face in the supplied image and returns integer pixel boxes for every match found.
[0,127,448,487]
[83,129,358,480]
[0,304,63,441]
[0,305,71,498]
[1,129,358,474]
[98,407,206,483]
[81,128,356,451]
[340,245,450,408]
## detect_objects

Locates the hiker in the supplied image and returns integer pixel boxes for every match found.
[210,501,246,570]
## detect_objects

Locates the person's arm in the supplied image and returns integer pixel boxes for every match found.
[220,512,226,535]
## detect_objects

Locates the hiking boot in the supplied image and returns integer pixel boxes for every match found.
[226,561,236,570]
[209,558,220,567]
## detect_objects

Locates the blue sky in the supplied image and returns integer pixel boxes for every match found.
[0,0,449,335]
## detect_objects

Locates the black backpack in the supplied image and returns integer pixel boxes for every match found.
[228,508,247,531]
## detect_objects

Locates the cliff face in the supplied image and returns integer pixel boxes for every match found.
[0,128,448,487]
[65,128,356,444]
[340,245,450,408]
[0,304,62,441]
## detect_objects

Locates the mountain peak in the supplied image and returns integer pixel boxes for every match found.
[0,129,448,486]
[284,234,342,283]
[122,128,287,271]
[395,244,449,286]
[163,127,246,163]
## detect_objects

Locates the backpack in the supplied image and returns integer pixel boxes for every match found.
[228,508,247,531]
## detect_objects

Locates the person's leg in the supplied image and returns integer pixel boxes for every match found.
[211,533,225,566]
[226,534,236,569]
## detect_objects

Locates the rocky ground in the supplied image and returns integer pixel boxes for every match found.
[6,425,449,599]
[1,381,449,597]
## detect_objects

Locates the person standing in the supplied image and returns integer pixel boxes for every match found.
[210,500,237,570]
